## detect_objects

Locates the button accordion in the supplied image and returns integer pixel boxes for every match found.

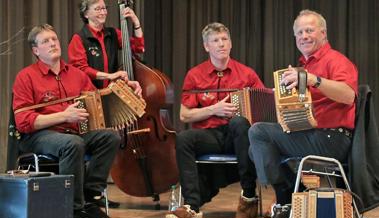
[74,79,146,134]
[273,67,317,132]
[230,67,317,132]
[292,190,353,218]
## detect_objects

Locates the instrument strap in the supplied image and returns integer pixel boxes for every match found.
[183,88,239,93]
[14,96,78,115]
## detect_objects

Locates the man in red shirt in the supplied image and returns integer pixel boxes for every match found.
[13,24,119,218]
[248,10,358,218]
[169,23,265,218]
[68,0,142,95]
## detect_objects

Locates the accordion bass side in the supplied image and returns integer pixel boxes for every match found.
[75,80,146,134]
[230,87,277,124]
[273,68,317,132]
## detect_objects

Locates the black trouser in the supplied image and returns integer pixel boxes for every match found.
[19,129,120,210]
[248,122,351,204]
[176,116,257,210]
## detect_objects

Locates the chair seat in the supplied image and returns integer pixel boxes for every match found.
[196,154,237,163]
[20,154,92,164]
[19,153,58,164]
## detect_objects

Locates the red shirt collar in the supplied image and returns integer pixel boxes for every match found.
[87,24,104,37]
[205,59,232,75]
[299,42,331,65]
[37,59,69,76]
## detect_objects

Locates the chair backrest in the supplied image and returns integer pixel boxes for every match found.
[348,84,379,212]
[352,84,370,136]
[6,94,21,171]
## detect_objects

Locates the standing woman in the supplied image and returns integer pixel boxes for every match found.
[68,0,142,96]
[68,0,143,208]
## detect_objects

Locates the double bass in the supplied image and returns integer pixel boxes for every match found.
[110,0,178,207]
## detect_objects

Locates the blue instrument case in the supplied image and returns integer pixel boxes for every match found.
[0,173,73,218]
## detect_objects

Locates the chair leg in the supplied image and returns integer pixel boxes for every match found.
[178,185,183,206]
[257,184,263,217]
[103,188,109,215]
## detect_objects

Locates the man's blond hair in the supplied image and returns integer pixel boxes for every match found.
[293,9,327,35]
[202,22,230,43]
[27,24,55,49]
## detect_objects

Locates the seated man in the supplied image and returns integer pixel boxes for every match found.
[12,24,125,218]
[248,10,358,218]
[170,22,265,218]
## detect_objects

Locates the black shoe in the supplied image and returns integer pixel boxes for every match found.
[84,203,109,218]
[271,204,291,218]
[89,196,120,208]
[74,209,92,218]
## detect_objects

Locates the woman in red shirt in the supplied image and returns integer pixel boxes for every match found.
[68,0,142,95]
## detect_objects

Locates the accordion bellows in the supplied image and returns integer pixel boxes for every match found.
[230,87,277,125]
[75,80,146,134]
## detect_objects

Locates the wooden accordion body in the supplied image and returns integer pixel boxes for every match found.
[74,80,146,134]
[273,68,317,132]
[292,190,353,218]
[230,87,277,125]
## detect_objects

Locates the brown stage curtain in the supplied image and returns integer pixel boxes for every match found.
[1,0,378,172]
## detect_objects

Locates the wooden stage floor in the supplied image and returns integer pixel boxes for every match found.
[106,182,379,218]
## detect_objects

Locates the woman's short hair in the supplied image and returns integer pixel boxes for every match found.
[79,0,100,23]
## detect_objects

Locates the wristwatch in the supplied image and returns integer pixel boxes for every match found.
[313,76,321,88]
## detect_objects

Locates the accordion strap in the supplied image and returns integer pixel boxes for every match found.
[14,96,78,115]
[183,88,239,93]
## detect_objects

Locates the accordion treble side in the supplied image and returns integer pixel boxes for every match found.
[273,68,317,132]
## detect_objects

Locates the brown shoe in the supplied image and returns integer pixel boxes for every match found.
[235,195,259,218]
[166,205,203,218]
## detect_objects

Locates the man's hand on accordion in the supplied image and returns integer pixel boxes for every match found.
[63,102,89,123]
[211,95,237,119]
[281,65,299,90]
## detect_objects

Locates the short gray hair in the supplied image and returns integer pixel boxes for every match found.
[79,0,100,23]
[293,9,327,34]
[27,24,55,49]
[202,22,230,43]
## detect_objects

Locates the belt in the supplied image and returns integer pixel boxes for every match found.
[323,128,353,138]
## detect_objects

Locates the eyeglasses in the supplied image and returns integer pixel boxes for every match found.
[93,5,108,12]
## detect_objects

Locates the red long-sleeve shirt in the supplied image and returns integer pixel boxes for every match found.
[181,59,265,129]
[68,25,144,80]
[13,60,95,134]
